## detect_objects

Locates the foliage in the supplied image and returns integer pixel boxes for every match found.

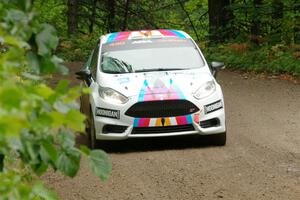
[31,0,300,75]
[56,34,99,61]
[204,43,300,75]
[0,0,111,199]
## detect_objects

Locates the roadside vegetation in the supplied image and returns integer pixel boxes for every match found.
[0,1,111,199]
[35,0,300,74]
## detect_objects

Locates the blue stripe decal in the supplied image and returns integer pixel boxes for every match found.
[173,84,185,99]
[169,30,186,38]
[107,32,118,43]
[138,80,148,102]
[133,118,139,127]
[186,115,192,124]
[169,78,185,99]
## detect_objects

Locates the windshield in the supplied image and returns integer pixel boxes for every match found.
[101,38,205,73]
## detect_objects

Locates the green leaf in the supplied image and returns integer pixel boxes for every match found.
[26,51,40,73]
[56,148,81,177]
[51,55,68,74]
[0,116,27,137]
[38,55,68,74]
[0,86,23,110]
[35,24,58,56]
[33,181,58,200]
[79,145,90,155]
[63,86,82,103]
[35,84,54,99]
[82,87,90,94]
[40,141,58,163]
[57,131,75,149]
[5,35,28,48]
[34,162,49,176]
[65,110,86,132]
[55,80,70,94]
[88,150,112,181]
[49,111,65,128]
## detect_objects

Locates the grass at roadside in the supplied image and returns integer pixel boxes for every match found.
[204,43,300,75]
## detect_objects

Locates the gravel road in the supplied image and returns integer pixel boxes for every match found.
[44,62,300,200]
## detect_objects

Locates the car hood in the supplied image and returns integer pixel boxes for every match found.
[99,68,214,100]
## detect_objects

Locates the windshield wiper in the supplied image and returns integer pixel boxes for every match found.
[135,68,185,72]
[103,70,131,74]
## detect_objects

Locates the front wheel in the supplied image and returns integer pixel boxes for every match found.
[87,110,97,149]
[211,132,226,146]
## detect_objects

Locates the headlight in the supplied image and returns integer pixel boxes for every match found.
[193,80,216,99]
[98,86,128,104]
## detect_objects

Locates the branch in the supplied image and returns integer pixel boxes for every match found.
[176,0,200,42]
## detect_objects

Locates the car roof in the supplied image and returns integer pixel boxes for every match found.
[101,29,191,44]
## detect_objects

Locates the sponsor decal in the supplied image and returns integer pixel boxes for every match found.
[204,100,223,114]
[117,77,130,84]
[132,40,153,44]
[96,107,120,119]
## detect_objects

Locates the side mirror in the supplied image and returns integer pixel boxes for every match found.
[211,61,225,77]
[75,69,91,80]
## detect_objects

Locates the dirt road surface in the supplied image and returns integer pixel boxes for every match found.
[44,62,300,200]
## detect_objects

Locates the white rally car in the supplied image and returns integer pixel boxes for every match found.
[76,29,226,148]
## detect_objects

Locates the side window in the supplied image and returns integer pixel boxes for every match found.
[90,44,100,80]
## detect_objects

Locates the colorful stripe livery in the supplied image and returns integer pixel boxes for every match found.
[107,31,131,43]
[138,79,184,102]
[158,29,186,38]
[133,115,193,128]
[105,29,187,43]
[134,78,194,128]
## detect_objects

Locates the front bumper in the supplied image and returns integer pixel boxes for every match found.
[90,86,226,140]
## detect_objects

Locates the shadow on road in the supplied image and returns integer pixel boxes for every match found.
[76,134,218,153]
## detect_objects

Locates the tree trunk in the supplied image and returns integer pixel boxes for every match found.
[271,0,283,43]
[89,0,97,33]
[294,0,300,44]
[208,0,232,43]
[67,0,78,35]
[177,0,200,42]
[250,0,262,36]
[122,0,130,31]
[0,154,4,172]
[106,0,116,32]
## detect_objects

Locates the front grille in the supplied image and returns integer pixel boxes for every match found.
[102,125,128,134]
[131,124,195,134]
[125,100,199,118]
[200,118,220,128]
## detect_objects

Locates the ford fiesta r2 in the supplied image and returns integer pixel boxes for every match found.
[76,29,226,149]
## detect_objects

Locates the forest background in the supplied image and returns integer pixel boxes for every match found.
[36,0,300,74]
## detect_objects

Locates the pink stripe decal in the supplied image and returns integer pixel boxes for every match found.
[114,31,131,41]
[138,118,150,127]
[138,79,183,102]
[159,29,177,37]
[175,116,188,125]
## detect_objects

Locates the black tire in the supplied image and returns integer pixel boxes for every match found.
[211,132,226,146]
[87,110,97,149]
